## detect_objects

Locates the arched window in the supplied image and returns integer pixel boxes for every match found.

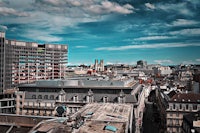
[103,96,108,103]
[50,95,54,100]
[32,95,36,99]
[73,95,78,102]
[44,95,48,99]
[38,95,42,99]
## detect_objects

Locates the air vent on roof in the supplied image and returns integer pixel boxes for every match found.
[174,99,176,101]
[188,99,191,102]
[182,99,185,102]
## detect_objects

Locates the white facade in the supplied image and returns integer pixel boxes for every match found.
[154,66,172,75]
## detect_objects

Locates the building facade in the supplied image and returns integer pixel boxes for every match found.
[166,93,200,133]
[137,60,147,68]
[16,79,140,116]
[0,31,68,92]
[0,31,68,113]
[94,59,104,72]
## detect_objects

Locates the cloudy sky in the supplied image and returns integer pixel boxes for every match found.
[0,0,200,65]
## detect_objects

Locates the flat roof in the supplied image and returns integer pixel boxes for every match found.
[18,79,138,89]
[30,103,133,133]
[73,103,133,133]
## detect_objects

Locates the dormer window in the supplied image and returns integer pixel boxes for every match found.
[103,96,108,103]
[73,95,78,102]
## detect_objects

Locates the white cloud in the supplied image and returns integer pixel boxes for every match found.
[196,59,200,62]
[0,0,134,42]
[35,0,134,15]
[85,1,134,15]
[157,3,194,16]
[95,42,200,51]
[182,60,196,65]
[134,36,173,41]
[0,7,28,17]
[170,28,200,36]
[106,61,136,65]
[145,3,155,10]
[170,19,199,27]
[0,25,7,31]
[75,46,88,48]
[21,30,63,42]
[115,23,133,32]
[154,60,173,64]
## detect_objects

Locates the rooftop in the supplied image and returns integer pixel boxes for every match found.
[73,103,133,133]
[19,78,137,89]
[170,93,200,103]
[30,103,134,133]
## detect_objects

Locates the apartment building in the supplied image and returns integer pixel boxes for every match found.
[0,31,68,113]
[0,31,68,90]
[166,93,200,133]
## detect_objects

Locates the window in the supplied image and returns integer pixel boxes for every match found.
[173,104,176,110]
[176,120,179,126]
[186,104,188,110]
[176,113,179,117]
[32,95,36,99]
[169,119,172,125]
[44,95,48,99]
[103,96,108,103]
[193,105,197,110]
[73,95,78,102]
[50,95,54,100]
[38,95,42,99]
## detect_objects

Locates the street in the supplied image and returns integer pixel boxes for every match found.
[143,103,160,133]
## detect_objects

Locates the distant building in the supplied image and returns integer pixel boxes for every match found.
[154,66,172,76]
[179,70,193,81]
[94,59,104,71]
[0,31,68,113]
[193,72,200,93]
[137,60,147,68]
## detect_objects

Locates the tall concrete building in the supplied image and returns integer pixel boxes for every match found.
[137,60,147,68]
[0,31,68,113]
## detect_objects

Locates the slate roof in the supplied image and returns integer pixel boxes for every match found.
[170,93,200,103]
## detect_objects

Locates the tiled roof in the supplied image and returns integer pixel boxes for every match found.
[170,93,200,103]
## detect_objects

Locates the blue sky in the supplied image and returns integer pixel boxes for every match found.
[0,0,200,65]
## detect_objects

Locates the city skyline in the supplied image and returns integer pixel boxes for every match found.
[0,0,200,65]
